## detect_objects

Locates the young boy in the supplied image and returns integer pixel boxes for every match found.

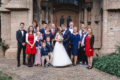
[46,37,53,66]
[41,42,49,67]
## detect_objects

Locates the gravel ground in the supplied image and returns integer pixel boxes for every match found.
[0,53,120,80]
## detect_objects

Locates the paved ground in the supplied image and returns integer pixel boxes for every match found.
[0,53,120,80]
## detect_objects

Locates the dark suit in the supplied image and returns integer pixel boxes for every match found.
[63,29,71,57]
[46,42,53,52]
[41,47,48,56]
[50,29,56,46]
[16,30,27,65]
[40,28,45,34]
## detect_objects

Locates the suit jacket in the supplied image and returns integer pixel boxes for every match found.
[36,40,42,47]
[41,47,48,56]
[50,29,56,40]
[63,29,71,47]
[46,42,53,52]
[16,30,27,45]
[40,28,45,34]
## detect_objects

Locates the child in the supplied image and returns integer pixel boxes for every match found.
[34,31,43,66]
[41,42,50,67]
[46,37,53,66]
[71,27,80,66]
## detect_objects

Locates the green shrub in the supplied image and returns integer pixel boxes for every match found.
[0,71,12,80]
[116,45,120,54]
[93,53,120,77]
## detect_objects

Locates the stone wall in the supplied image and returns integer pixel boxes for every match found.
[1,12,11,45]
[100,0,120,55]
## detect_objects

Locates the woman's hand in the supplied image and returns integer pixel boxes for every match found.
[31,44,34,49]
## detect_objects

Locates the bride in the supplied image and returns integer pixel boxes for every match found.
[51,27,72,67]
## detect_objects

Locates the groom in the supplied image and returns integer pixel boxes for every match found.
[61,24,71,57]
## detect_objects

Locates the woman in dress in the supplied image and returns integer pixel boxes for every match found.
[26,26,36,67]
[85,28,94,69]
[52,27,72,67]
[34,27,43,66]
[32,20,38,33]
[71,27,80,66]
[43,27,52,41]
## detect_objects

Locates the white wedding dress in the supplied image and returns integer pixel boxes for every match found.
[52,33,72,67]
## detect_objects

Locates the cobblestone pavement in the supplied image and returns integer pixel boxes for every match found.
[0,54,120,80]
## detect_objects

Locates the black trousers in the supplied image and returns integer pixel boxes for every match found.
[80,46,88,64]
[27,54,34,66]
[17,44,26,65]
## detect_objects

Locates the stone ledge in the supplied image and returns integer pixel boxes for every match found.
[0,7,10,12]
[5,48,17,59]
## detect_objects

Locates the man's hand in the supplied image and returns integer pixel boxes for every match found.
[81,44,85,47]
[22,43,26,46]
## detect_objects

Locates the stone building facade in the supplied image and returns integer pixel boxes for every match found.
[0,0,120,59]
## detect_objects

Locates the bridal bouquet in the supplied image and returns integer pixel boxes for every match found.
[58,35,63,42]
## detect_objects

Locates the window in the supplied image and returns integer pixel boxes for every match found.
[54,0,78,6]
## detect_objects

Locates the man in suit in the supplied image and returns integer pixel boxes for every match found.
[50,24,56,46]
[16,22,27,67]
[40,22,47,34]
[61,24,71,57]
[68,21,74,33]
[67,21,74,59]
[78,24,88,64]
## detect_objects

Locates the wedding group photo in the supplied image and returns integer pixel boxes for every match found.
[0,0,120,80]
[16,21,94,69]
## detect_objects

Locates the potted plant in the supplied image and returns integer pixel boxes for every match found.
[0,40,9,56]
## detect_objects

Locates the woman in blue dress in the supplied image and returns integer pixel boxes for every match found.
[71,27,80,66]
[43,27,52,41]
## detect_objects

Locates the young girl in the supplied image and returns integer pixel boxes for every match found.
[85,28,94,69]
[26,26,36,67]
[34,27,43,66]
[71,27,80,66]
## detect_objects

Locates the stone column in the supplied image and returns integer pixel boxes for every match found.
[100,0,109,55]
[84,8,87,26]
[46,7,49,23]
[28,0,33,27]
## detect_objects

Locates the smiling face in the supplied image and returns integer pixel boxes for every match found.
[43,23,47,29]
[73,27,78,33]
[69,22,74,28]
[32,22,37,27]
[81,24,86,30]
[88,28,92,35]
[30,26,33,32]
[61,24,66,30]
[42,42,46,47]
[51,24,55,29]
[46,27,50,32]
[36,27,40,32]
[20,23,24,30]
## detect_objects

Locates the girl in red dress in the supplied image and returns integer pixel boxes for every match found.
[26,26,36,67]
[85,28,94,69]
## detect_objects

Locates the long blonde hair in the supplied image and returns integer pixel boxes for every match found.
[88,27,93,35]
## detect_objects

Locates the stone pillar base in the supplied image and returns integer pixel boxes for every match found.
[5,48,17,59]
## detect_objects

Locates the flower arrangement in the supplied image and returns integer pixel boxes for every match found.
[0,40,9,56]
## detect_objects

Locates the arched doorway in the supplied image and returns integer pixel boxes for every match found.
[53,0,79,27]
